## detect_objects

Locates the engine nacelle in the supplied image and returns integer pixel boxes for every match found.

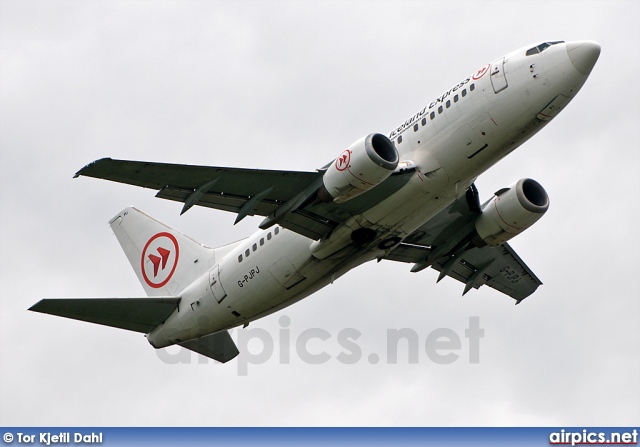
[319,133,399,203]
[474,178,549,247]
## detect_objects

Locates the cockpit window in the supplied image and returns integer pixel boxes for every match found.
[525,41,565,56]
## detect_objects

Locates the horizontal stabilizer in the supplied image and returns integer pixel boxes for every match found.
[29,297,181,333]
[179,330,239,363]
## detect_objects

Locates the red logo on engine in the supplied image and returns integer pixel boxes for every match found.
[141,232,179,288]
[336,149,350,172]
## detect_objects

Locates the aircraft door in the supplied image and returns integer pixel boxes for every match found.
[209,264,227,303]
[490,58,508,93]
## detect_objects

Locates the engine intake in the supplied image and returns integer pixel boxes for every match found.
[319,133,399,203]
[474,178,549,247]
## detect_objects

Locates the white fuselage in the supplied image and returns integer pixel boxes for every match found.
[147,41,595,348]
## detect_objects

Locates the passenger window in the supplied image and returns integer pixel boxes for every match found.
[275,227,280,235]
[446,100,451,108]
[413,124,418,131]
[260,238,264,246]
[421,118,426,126]
[398,135,403,144]
[454,94,459,102]
[438,106,443,114]
[267,232,272,241]
[252,243,257,251]
[470,83,475,92]
[430,111,435,120]
[245,249,250,257]
[238,254,243,263]
[462,89,467,97]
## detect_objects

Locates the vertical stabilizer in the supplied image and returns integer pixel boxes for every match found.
[110,207,215,296]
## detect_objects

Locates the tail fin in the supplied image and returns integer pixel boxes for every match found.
[110,207,215,296]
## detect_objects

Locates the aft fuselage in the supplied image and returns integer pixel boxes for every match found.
[147,41,599,348]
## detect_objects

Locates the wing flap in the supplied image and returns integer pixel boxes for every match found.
[29,297,181,333]
[383,243,430,263]
[387,242,541,301]
[179,331,239,363]
[155,185,278,215]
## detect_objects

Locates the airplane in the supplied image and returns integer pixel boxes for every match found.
[30,40,601,363]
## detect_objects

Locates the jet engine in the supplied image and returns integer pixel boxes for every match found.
[319,133,399,203]
[473,178,549,247]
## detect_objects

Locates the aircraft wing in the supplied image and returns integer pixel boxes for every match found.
[75,158,413,240]
[385,241,542,302]
[29,297,181,333]
[383,186,542,302]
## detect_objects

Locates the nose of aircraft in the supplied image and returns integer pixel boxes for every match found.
[566,41,601,75]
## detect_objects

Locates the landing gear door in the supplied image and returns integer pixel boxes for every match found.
[210,264,227,303]
[490,58,508,94]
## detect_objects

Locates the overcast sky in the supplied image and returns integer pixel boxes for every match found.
[1,0,638,427]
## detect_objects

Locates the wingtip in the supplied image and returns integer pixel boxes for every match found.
[73,158,113,178]
[28,299,45,312]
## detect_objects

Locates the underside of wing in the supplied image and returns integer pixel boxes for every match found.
[29,297,181,333]
[387,242,541,301]
[383,184,542,302]
[75,158,413,240]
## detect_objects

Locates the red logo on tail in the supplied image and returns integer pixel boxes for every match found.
[148,247,171,277]
[141,233,179,288]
